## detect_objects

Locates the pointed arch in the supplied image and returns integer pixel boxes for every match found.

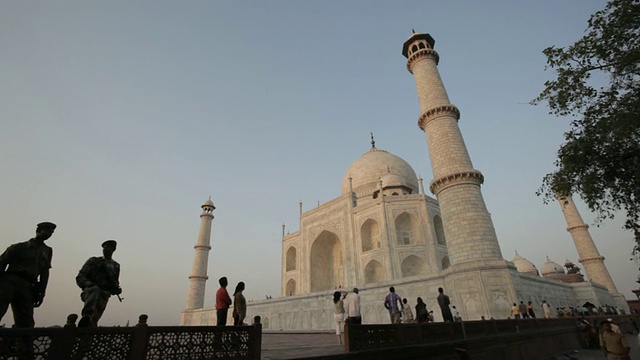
[361,219,380,252]
[310,231,343,292]
[401,255,426,277]
[286,278,296,296]
[286,246,297,271]
[364,260,385,284]
[441,256,450,270]
[395,212,418,245]
[434,215,446,245]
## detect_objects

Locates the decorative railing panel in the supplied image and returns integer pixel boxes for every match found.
[0,323,261,360]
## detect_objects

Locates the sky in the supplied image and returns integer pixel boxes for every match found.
[1,1,636,327]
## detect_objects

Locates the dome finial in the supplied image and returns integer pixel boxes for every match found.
[370,132,376,149]
[412,28,416,34]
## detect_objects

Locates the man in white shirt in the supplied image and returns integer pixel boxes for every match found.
[346,287,362,324]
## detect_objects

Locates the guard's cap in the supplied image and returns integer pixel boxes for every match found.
[102,240,117,248]
[37,222,57,230]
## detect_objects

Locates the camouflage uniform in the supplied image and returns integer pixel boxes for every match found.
[0,238,53,328]
[76,256,120,325]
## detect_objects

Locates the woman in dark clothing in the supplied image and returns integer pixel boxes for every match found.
[415,297,429,323]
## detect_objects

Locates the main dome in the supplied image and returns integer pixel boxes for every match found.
[341,148,419,195]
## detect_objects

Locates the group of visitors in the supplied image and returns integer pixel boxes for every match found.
[510,300,537,319]
[214,276,246,326]
[380,286,456,324]
[0,222,123,328]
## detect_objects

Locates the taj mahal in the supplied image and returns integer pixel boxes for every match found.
[180,32,629,330]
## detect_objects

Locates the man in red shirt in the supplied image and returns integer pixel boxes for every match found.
[215,276,232,326]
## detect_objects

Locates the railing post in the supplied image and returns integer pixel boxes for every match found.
[248,323,262,360]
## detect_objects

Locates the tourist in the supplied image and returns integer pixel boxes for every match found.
[76,240,122,327]
[511,303,520,319]
[215,276,232,326]
[452,305,461,321]
[0,222,56,328]
[599,322,630,359]
[519,301,528,319]
[402,298,414,323]
[346,287,362,324]
[383,286,403,324]
[542,300,552,319]
[415,297,428,323]
[437,287,453,322]
[232,281,247,326]
[333,291,346,344]
[527,301,536,318]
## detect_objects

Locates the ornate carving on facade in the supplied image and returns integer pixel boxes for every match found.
[406,49,440,72]
[429,170,484,195]
[417,105,461,131]
[580,256,606,264]
[567,224,589,232]
[308,220,343,240]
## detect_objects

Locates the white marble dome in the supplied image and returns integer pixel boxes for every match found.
[341,148,419,195]
[541,257,565,276]
[511,252,538,275]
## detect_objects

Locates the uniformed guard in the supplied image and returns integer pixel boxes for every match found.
[0,222,56,328]
[76,240,122,326]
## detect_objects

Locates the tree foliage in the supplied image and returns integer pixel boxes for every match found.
[532,0,640,253]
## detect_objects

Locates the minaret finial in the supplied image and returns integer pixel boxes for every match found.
[370,132,376,149]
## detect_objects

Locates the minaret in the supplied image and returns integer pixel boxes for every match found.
[403,33,502,267]
[185,197,215,310]
[557,195,627,308]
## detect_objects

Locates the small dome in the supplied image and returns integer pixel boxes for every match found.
[202,197,215,208]
[342,148,418,195]
[511,252,538,275]
[541,257,565,276]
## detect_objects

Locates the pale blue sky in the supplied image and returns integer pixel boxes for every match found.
[1,1,635,327]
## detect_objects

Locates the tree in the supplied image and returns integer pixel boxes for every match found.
[532,0,640,254]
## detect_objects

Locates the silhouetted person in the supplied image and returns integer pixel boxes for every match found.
[415,297,428,323]
[232,281,246,325]
[0,222,56,328]
[64,314,79,328]
[76,240,122,326]
[437,287,453,322]
[215,276,232,326]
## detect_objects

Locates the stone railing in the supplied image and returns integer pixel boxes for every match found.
[0,315,262,360]
[345,316,639,352]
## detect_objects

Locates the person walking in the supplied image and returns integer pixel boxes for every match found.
[333,291,346,344]
[383,286,403,324]
[527,301,536,318]
[437,287,453,322]
[542,300,552,319]
[519,301,528,319]
[0,222,56,328]
[232,281,246,326]
[76,240,122,327]
[215,276,232,326]
[415,297,428,323]
[346,287,362,324]
[511,303,521,319]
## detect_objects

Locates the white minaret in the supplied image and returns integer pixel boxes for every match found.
[557,195,628,310]
[185,197,215,310]
[403,32,503,267]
